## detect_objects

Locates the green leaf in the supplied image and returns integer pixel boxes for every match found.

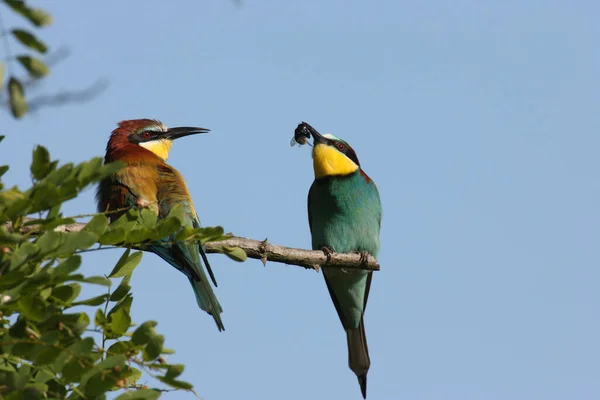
[125,366,142,384]
[94,309,106,327]
[174,226,197,241]
[197,226,226,243]
[8,77,27,118]
[72,293,109,307]
[44,163,73,185]
[110,275,131,302]
[98,160,124,178]
[33,368,54,384]
[140,208,157,228]
[82,214,108,236]
[143,333,164,361]
[0,165,9,178]
[58,338,94,369]
[96,354,127,370]
[4,1,53,27]
[106,295,133,338]
[53,256,81,277]
[16,363,32,386]
[107,341,132,355]
[109,248,142,278]
[47,312,90,337]
[125,227,151,243]
[76,157,103,186]
[131,321,158,346]
[11,29,47,53]
[58,231,98,253]
[115,389,160,400]
[167,203,185,222]
[17,55,49,78]
[27,182,62,213]
[152,216,181,240]
[157,376,193,390]
[99,227,126,245]
[39,287,52,299]
[25,382,48,395]
[30,145,51,179]
[10,241,38,269]
[108,309,130,338]
[81,275,111,286]
[0,270,25,289]
[18,295,48,321]
[0,226,25,245]
[12,341,37,358]
[165,364,185,379]
[223,246,247,262]
[35,346,62,365]
[36,230,64,255]
[61,358,87,382]
[68,274,111,287]
[51,283,82,306]
[84,373,117,397]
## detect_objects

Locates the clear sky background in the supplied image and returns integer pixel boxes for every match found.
[2,1,600,399]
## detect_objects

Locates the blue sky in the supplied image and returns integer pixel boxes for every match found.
[2,1,600,399]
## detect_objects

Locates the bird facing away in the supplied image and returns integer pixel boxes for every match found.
[301,122,381,399]
[96,119,224,331]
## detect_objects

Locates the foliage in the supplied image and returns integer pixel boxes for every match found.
[1,0,52,118]
[0,139,241,398]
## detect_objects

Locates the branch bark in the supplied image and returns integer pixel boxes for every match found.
[7,219,380,272]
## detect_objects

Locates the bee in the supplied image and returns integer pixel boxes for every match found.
[290,122,312,147]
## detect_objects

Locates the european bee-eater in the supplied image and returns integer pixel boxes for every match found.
[300,122,381,398]
[96,119,224,331]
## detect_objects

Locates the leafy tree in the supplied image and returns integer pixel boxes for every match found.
[0,140,244,399]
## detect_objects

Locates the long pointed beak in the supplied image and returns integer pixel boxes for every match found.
[165,126,210,140]
[299,121,327,145]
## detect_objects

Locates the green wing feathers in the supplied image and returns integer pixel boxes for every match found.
[149,242,224,331]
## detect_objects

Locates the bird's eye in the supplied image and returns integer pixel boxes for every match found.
[142,131,152,139]
[336,143,345,151]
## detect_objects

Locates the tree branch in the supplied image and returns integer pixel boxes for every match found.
[6,219,380,272]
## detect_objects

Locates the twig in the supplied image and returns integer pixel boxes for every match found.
[4,218,380,271]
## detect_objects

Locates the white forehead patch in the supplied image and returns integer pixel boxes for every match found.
[323,133,339,140]
[145,122,167,133]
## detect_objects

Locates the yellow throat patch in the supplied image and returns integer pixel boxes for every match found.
[140,139,173,161]
[312,143,359,179]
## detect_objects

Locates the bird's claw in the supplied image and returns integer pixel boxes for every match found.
[321,246,334,265]
[359,251,370,267]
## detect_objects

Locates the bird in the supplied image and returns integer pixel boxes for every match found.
[96,119,224,331]
[300,122,381,398]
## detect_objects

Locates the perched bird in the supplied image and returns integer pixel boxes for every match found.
[301,122,381,398]
[96,119,224,331]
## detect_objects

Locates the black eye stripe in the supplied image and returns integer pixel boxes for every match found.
[128,129,161,144]
[332,140,360,166]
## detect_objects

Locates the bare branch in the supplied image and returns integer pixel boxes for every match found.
[6,219,380,272]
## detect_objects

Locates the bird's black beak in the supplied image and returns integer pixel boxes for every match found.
[165,126,210,140]
[299,121,327,145]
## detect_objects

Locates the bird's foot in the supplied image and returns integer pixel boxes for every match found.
[359,251,370,267]
[321,246,334,265]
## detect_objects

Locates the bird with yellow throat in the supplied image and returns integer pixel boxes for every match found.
[294,121,381,398]
[96,119,224,331]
